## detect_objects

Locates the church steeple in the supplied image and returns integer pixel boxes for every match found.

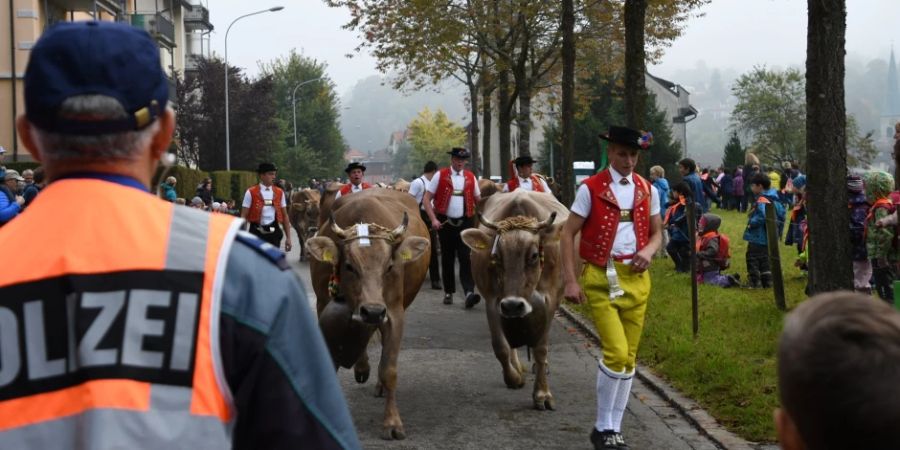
[886,46,900,116]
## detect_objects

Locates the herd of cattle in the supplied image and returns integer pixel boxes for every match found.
[287,180,571,440]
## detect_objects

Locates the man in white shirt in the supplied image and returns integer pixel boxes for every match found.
[559,126,662,450]
[423,148,482,308]
[335,162,371,199]
[241,162,292,251]
[408,160,442,290]
[503,155,551,193]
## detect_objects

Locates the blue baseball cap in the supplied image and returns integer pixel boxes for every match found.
[24,20,168,135]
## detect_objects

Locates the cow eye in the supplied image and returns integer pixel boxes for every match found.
[387,263,394,272]
[344,263,356,274]
[529,252,539,262]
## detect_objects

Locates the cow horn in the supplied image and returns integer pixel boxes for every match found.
[537,212,557,230]
[330,212,348,239]
[479,213,499,231]
[390,212,408,240]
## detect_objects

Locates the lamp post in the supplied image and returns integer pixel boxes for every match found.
[291,77,323,147]
[224,6,284,170]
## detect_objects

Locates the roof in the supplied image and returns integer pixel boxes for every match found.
[647,73,690,97]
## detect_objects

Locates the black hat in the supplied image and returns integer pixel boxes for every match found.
[514,155,536,166]
[257,162,277,174]
[447,147,471,159]
[344,162,366,173]
[598,126,653,150]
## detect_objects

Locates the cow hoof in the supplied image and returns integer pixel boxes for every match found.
[504,375,526,390]
[534,395,555,411]
[381,426,406,440]
[355,369,369,384]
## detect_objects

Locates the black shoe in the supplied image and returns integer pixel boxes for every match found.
[613,432,629,449]
[464,292,481,309]
[431,281,443,290]
[589,428,620,450]
[443,293,453,305]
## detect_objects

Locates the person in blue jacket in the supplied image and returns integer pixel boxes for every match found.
[678,158,706,212]
[0,170,23,225]
[743,173,785,288]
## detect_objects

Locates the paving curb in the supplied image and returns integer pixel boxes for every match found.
[557,304,764,450]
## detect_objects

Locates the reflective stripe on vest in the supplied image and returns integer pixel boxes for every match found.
[0,179,242,448]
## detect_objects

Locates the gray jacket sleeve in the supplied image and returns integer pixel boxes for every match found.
[219,236,361,450]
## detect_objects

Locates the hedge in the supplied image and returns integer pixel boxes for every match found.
[3,161,41,173]
[168,166,208,201]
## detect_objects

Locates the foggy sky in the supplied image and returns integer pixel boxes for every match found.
[208,0,900,98]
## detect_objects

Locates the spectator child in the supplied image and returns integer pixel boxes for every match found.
[743,173,785,288]
[784,175,806,253]
[696,213,739,287]
[649,165,670,209]
[847,175,871,294]
[664,182,699,272]
[678,158,706,212]
[161,176,177,202]
[864,171,896,303]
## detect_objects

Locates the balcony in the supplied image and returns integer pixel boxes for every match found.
[131,13,176,48]
[185,54,202,73]
[184,5,213,31]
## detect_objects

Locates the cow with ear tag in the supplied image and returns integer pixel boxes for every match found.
[305,188,430,441]
[461,189,570,411]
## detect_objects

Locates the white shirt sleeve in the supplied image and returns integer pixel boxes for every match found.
[502,182,510,193]
[426,171,440,194]
[650,185,661,216]
[473,175,481,198]
[280,191,288,208]
[242,190,252,208]
[570,184,592,218]
[539,179,551,193]
[408,178,423,199]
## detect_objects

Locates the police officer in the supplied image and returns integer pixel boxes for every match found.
[241,162,292,251]
[0,21,359,450]
[423,147,482,308]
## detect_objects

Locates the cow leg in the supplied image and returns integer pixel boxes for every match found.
[531,337,554,411]
[485,301,525,389]
[296,229,306,261]
[377,310,406,440]
[354,349,370,384]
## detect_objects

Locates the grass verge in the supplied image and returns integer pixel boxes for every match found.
[570,207,807,442]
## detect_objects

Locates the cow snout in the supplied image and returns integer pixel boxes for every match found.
[499,296,533,318]
[359,303,387,325]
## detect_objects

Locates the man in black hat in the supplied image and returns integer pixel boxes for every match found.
[423,147,482,307]
[559,126,662,450]
[241,162,293,251]
[335,161,371,199]
[503,155,550,193]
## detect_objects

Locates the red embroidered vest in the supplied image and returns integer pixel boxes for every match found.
[339,182,372,196]
[246,184,284,224]
[433,168,476,218]
[579,169,651,267]
[507,175,545,193]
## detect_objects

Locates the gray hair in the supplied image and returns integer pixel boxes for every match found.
[29,95,162,162]
[165,176,177,184]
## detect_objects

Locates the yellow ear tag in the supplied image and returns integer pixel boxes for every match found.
[401,249,412,261]
[322,250,333,262]
[475,242,487,249]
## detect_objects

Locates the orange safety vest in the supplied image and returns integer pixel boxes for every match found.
[339,182,372,196]
[506,175,546,193]
[0,178,242,448]
[246,184,285,225]
[579,169,652,266]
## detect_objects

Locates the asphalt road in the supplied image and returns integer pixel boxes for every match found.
[286,229,722,450]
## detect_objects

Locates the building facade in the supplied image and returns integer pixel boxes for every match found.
[0,0,211,162]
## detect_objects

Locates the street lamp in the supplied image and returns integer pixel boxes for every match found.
[224,6,284,170]
[291,77,323,147]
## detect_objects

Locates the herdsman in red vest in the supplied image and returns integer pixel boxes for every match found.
[560,126,662,450]
[241,162,292,250]
[423,147,482,308]
[503,155,550,193]
[334,161,371,199]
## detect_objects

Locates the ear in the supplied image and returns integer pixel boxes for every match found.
[306,237,339,265]
[16,116,42,163]
[395,236,429,263]
[150,108,176,161]
[541,221,564,242]
[461,229,492,253]
[774,408,806,450]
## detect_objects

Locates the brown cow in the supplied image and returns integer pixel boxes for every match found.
[289,189,321,261]
[461,190,569,411]
[478,178,503,199]
[306,188,430,440]
[318,182,344,228]
[393,178,410,192]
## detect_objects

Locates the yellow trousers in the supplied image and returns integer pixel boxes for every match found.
[581,261,651,373]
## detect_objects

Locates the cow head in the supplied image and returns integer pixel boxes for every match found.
[306,212,429,325]
[462,213,558,319]
[303,200,319,234]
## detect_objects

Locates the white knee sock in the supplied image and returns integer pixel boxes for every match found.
[611,369,635,432]
[595,362,625,432]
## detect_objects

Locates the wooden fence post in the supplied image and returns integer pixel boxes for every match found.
[765,205,786,310]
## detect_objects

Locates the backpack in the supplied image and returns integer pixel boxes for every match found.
[716,233,731,269]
